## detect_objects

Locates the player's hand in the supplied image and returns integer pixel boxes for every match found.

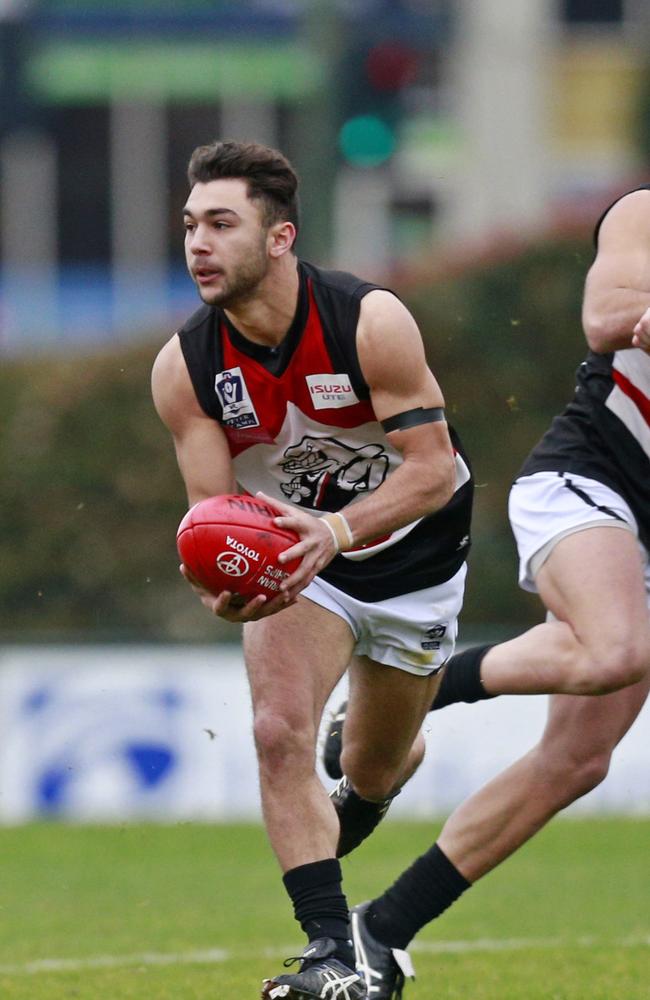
[180,564,296,622]
[255,491,341,600]
[632,307,650,353]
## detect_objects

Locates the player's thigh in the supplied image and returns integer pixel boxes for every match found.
[243,594,356,731]
[344,654,440,770]
[540,673,650,762]
[536,525,649,650]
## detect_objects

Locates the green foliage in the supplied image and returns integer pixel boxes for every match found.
[0,344,232,643]
[0,233,592,641]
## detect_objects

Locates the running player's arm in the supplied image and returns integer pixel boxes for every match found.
[263,288,456,593]
[343,289,457,542]
[151,334,236,506]
[582,189,650,353]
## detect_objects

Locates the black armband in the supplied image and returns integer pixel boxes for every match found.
[381,406,446,433]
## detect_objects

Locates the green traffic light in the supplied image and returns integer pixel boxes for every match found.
[338,114,396,168]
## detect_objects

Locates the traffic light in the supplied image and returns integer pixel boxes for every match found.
[338,38,420,168]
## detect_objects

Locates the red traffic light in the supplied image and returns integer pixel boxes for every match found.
[365,41,420,93]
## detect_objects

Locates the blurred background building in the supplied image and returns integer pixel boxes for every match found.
[2,0,650,350]
[1,0,649,821]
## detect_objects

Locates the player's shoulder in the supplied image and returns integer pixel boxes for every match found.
[300,258,393,303]
[594,185,650,245]
[151,330,195,416]
[357,287,420,352]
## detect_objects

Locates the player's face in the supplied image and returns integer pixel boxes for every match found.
[183,179,270,308]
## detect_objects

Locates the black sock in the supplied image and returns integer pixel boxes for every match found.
[364,843,470,949]
[283,858,354,969]
[431,643,496,711]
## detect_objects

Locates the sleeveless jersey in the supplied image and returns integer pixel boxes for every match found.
[178,259,473,602]
[518,186,650,549]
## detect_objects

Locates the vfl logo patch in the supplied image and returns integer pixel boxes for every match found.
[306,374,359,410]
[214,367,260,429]
[422,622,447,651]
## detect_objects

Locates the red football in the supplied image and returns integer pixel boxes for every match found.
[176,494,301,601]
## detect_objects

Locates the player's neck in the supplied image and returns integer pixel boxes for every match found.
[224,255,300,347]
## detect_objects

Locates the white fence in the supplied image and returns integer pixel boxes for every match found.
[0,644,648,823]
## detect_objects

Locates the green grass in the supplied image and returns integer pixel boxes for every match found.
[0,818,648,998]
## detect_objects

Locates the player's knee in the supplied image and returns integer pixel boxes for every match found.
[252,708,312,772]
[559,748,612,803]
[571,750,612,797]
[587,639,649,693]
[536,741,612,804]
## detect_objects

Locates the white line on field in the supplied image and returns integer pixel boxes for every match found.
[0,935,648,977]
[0,949,229,976]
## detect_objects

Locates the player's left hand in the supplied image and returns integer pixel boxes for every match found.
[255,491,341,600]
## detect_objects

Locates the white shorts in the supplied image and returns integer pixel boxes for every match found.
[509,471,648,594]
[301,563,467,677]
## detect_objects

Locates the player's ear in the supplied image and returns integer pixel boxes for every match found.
[268,221,296,258]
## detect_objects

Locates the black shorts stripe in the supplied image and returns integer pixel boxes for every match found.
[560,473,625,523]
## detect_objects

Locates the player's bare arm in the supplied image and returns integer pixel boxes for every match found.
[152,334,236,504]
[582,189,650,353]
[267,291,456,599]
[354,289,457,531]
[152,335,291,622]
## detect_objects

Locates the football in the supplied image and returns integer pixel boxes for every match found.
[176,493,301,602]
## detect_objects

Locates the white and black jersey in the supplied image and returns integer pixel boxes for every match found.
[178,259,474,602]
[518,186,650,549]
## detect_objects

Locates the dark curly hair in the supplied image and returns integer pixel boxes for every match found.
[187,140,300,235]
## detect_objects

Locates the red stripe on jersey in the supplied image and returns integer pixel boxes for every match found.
[221,280,376,455]
[314,471,331,508]
[613,367,650,426]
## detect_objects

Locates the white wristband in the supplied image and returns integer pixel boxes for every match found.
[322,516,341,553]
[322,511,355,552]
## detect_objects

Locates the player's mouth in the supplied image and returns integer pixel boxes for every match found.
[194,267,223,285]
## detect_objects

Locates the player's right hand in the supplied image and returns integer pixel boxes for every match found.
[179,564,296,622]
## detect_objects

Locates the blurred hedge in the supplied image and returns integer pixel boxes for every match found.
[0,233,592,643]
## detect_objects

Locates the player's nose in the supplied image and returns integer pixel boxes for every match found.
[188,225,211,254]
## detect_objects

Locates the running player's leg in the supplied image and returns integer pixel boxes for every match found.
[350,675,649,1000]
[478,524,650,695]
[437,675,650,880]
[351,476,650,995]
[435,474,650,703]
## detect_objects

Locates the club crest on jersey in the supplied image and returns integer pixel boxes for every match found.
[280,435,389,509]
[214,367,260,429]
[305,374,360,410]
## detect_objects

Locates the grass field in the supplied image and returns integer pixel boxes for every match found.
[1,817,648,999]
